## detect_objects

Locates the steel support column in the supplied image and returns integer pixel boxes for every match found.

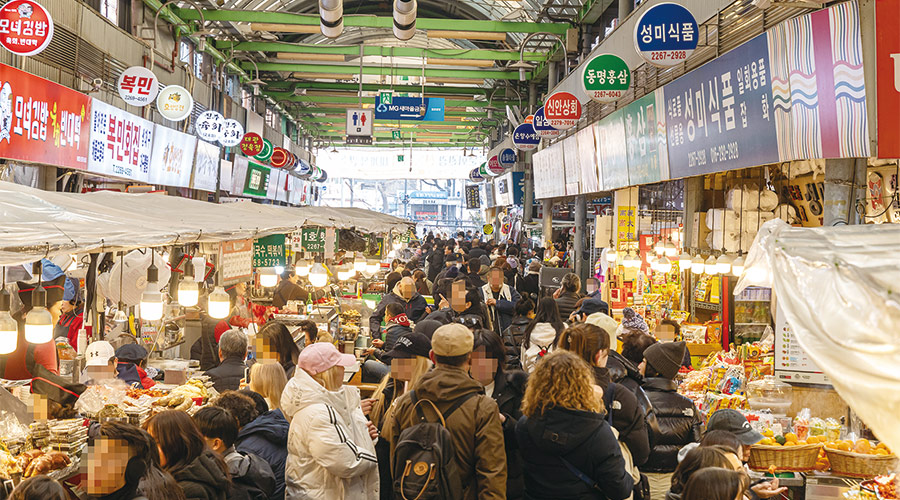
[574,195,587,283]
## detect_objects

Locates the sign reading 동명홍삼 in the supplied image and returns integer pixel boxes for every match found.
[582,54,631,104]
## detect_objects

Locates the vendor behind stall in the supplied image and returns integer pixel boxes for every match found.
[57,277,86,350]
[0,273,67,380]
[82,340,141,387]
[115,343,155,389]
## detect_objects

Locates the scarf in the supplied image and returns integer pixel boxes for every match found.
[622,307,650,334]
[389,313,411,328]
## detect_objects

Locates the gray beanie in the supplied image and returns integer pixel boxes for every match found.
[643,341,686,379]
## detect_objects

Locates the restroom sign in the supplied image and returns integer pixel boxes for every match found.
[346,109,372,136]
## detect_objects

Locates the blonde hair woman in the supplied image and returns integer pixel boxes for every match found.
[515,350,634,500]
[249,362,287,411]
[281,343,378,499]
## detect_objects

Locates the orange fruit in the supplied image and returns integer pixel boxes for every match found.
[877,442,889,450]
[798,441,807,446]
[784,441,797,447]
[874,448,890,456]
[785,432,798,443]
[837,441,852,452]
[854,439,872,454]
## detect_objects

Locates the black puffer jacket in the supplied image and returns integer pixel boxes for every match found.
[517,274,540,301]
[593,367,650,467]
[493,370,528,500]
[516,406,633,500]
[204,356,246,393]
[554,291,582,319]
[369,292,428,335]
[641,378,702,473]
[502,316,531,370]
[607,351,654,415]
[171,449,230,500]
[225,449,276,500]
[373,323,412,363]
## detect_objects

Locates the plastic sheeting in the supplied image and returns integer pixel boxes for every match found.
[0,181,412,266]
[736,219,900,454]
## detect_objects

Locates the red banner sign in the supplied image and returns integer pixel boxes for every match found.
[0,63,91,169]
[239,132,263,157]
[543,91,582,130]
[877,0,900,158]
[270,147,289,168]
[0,0,53,56]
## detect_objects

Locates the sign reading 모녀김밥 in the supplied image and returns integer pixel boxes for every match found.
[0,63,91,170]
[0,0,53,56]
[88,98,154,182]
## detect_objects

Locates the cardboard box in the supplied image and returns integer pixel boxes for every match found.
[692,212,710,250]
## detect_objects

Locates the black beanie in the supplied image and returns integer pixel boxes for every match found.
[643,341,687,380]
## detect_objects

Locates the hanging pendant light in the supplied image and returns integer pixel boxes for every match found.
[653,239,666,256]
[664,241,677,257]
[140,254,164,321]
[353,253,367,273]
[0,271,17,354]
[704,255,719,275]
[731,254,745,277]
[605,247,618,263]
[208,286,230,319]
[178,259,199,307]
[24,262,52,344]
[716,253,734,275]
[657,256,673,274]
[309,262,328,288]
[649,256,660,272]
[337,265,353,282]
[296,259,310,277]
[366,259,380,275]
[259,267,279,288]
[691,255,705,275]
[678,251,693,269]
[624,252,641,269]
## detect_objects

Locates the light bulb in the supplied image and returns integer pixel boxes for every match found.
[337,265,352,281]
[649,256,660,272]
[691,255,705,275]
[704,255,719,275]
[296,259,310,277]
[178,279,199,307]
[309,263,328,288]
[731,255,745,277]
[0,311,17,355]
[260,267,278,288]
[678,252,692,269]
[353,254,367,273]
[24,306,53,344]
[623,252,640,269]
[716,253,733,275]
[140,290,164,321]
[366,259,379,275]
[664,242,677,257]
[113,308,128,323]
[208,286,230,319]
[606,248,618,263]
[654,240,666,255]
[392,241,402,251]
[657,256,672,274]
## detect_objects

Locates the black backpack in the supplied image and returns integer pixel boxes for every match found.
[392,390,476,500]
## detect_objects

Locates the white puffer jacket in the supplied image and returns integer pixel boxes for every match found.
[521,322,561,374]
[281,369,379,500]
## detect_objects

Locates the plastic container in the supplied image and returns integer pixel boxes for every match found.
[747,375,793,415]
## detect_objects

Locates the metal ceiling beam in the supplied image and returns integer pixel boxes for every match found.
[270,94,501,107]
[264,80,524,98]
[214,41,547,62]
[173,8,571,35]
[242,61,524,80]
[295,108,490,118]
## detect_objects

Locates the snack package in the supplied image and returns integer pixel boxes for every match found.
[794,408,811,441]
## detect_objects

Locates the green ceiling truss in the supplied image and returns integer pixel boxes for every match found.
[262,81,521,97]
[213,41,547,63]
[242,61,524,80]
[267,93,506,108]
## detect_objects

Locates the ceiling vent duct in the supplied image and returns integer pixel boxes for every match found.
[319,0,344,38]
[393,0,417,41]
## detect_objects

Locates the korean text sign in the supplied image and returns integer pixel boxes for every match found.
[300,227,336,253]
[0,0,53,56]
[148,124,196,188]
[624,88,670,185]
[0,63,90,169]
[877,0,900,157]
[252,234,286,268]
[664,34,779,179]
[88,98,153,181]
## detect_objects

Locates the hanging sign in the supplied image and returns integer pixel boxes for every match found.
[253,234,286,268]
[254,138,273,162]
[524,115,534,124]
[544,91,582,130]
[482,223,494,235]
[156,85,193,122]
[191,139,221,192]
[220,118,243,147]
[512,122,540,151]
[0,0,53,57]
[116,66,158,107]
[270,147,290,169]
[243,160,270,197]
[148,124,196,188]
[469,167,485,183]
[487,155,504,175]
[87,98,154,182]
[533,106,560,139]
[0,63,91,170]
[499,148,517,169]
[239,132,263,157]
[876,0,899,158]
[296,158,312,177]
[346,108,372,136]
[375,95,445,121]
[634,2,698,68]
[195,110,224,142]
[582,53,630,103]
[465,185,480,209]
[478,162,490,178]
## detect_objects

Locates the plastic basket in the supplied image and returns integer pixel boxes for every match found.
[824,447,899,479]
[748,443,821,472]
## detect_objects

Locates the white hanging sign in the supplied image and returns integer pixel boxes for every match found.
[116,66,159,107]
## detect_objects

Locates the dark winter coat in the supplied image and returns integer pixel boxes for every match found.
[493,370,527,500]
[593,367,650,466]
[554,291,583,320]
[369,292,428,335]
[171,449,229,500]
[426,251,445,282]
[224,449,276,500]
[482,284,521,333]
[641,377,702,473]
[607,351,654,415]
[236,409,290,500]
[502,316,531,370]
[516,406,633,500]
[373,323,412,363]
[204,356,247,393]
[517,274,540,300]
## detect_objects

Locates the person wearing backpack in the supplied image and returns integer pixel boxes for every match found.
[520,298,565,374]
[515,350,633,500]
[384,323,507,500]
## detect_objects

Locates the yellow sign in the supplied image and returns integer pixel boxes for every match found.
[483,223,494,235]
[616,205,636,250]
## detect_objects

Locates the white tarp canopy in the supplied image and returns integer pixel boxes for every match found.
[0,181,411,266]
[736,219,900,454]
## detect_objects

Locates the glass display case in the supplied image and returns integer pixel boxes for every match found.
[733,286,772,345]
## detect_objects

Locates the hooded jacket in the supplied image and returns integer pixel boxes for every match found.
[641,377,702,473]
[516,272,540,300]
[171,449,230,500]
[482,283,521,333]
[502,316,531,371]
[372,323,412,363]
[368,286,428,335]
[593,366,650,467]
[115,362,154,389]
[236,409,290,500]
[515,406,633,500]
[554,291,583,320]
[385,365,507,500]
[281,369,378,500]
[520,323,560,374]
[225,449,277,500]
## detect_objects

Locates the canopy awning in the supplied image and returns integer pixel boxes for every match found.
[0,181,412,266]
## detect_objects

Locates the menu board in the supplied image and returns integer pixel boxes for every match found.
[252,234,286,268]
[775,303,830,385]
[465,184,481,209]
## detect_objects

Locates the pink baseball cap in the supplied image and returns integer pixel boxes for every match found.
[298,342,357,375]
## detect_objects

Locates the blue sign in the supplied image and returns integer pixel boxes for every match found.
[374,96,445,121]
[664,33,779,179]
[499,148,517,168]
[512,123,540,151]
[469,167,485,183]
[296,158,312,176]
[634,2,698,68]
[532,106,559,139]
